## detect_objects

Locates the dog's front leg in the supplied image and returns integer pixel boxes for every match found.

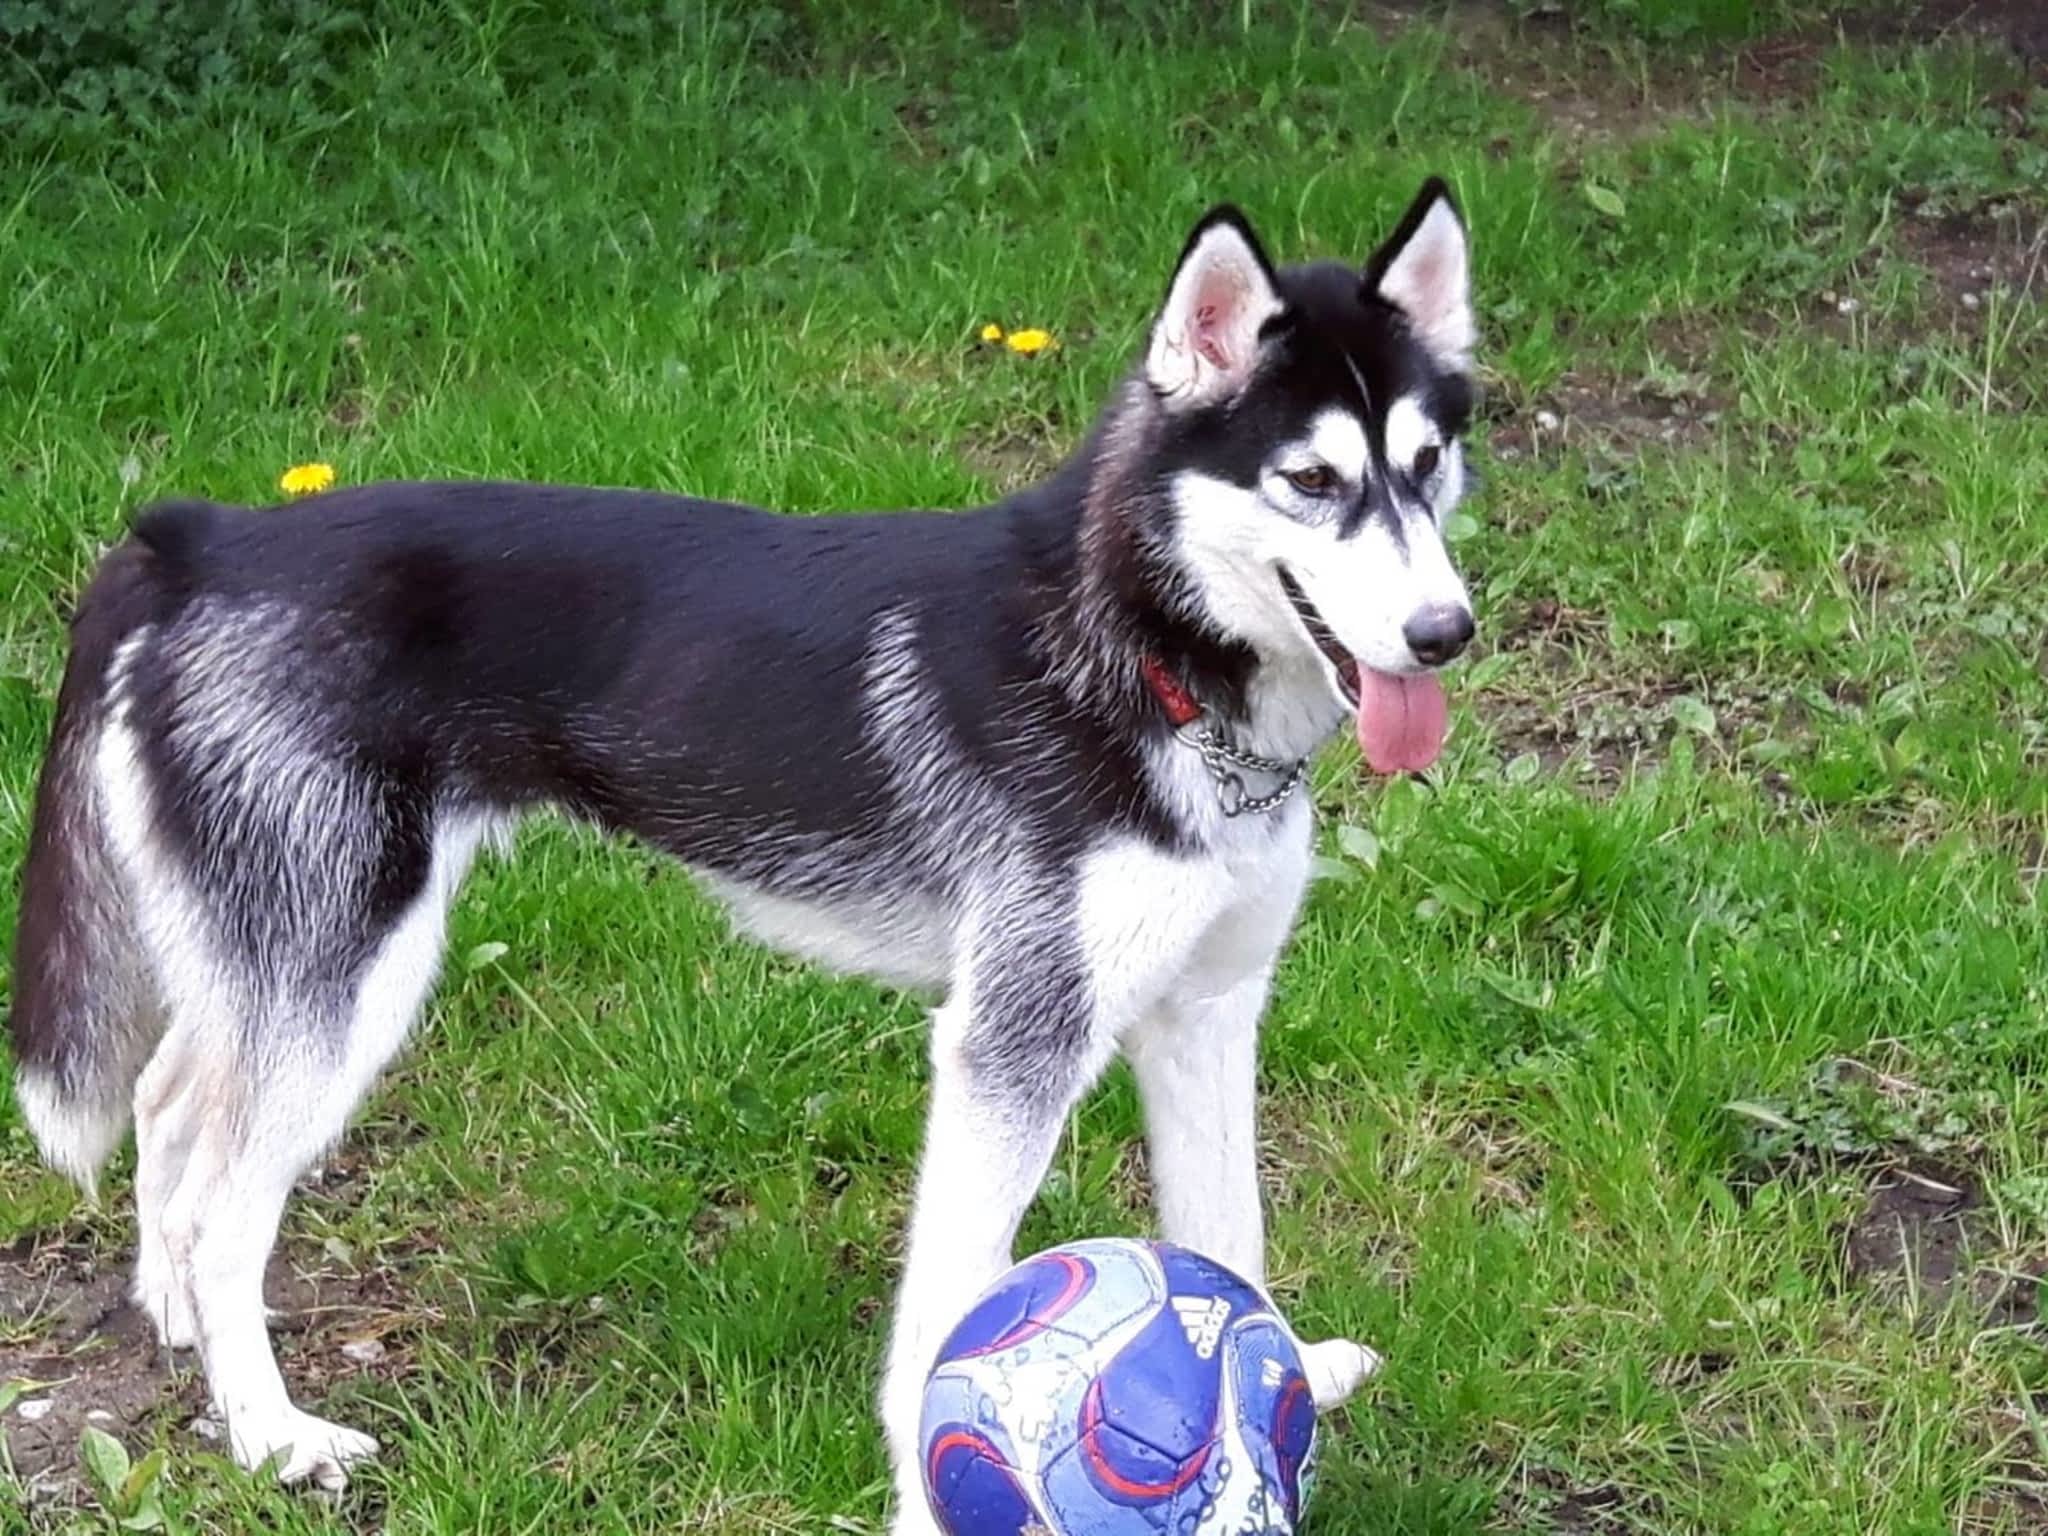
[1126,970,1270,1281]
[1126,970,1381,1411]
[882,982,1101,1535]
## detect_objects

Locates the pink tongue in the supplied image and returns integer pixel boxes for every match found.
[1355,670,1448,775]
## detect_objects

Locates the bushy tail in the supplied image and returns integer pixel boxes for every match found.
[10,542,166,1194]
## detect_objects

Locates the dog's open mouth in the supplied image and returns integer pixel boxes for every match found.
[1277,566,1361,706]
[1276,564,1450,776]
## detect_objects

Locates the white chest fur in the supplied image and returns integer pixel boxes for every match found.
[1073,789,1315,1032]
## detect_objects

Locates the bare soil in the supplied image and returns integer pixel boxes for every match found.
[1486,363,1726,463]
[1,1188,433,1508]
[1842,1161,2048,1533]
[1896,204,2045,331]
[1844,1164,2042,1326]
[0,1249,191,1505]
[1490,1463,1641,1534]
[1844,0,2048,65]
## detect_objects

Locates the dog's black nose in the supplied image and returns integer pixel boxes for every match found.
[1403,604,1475,666]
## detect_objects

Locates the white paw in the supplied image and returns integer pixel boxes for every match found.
[1300,1336,1383,1410]
[229,1408,380,1491]
[129,1269,197,1351]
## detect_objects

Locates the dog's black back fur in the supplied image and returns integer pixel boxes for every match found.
[121,477,1185,905]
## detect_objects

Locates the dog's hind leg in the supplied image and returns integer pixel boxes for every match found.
[881,943,1110,1536]
[158,1055,377,1485]
[130,1032,204,1350]
[148,815,487,1488]
[131,1008,303,1352]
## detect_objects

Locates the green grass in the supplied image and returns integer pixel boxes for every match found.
[2,1,2045,1531]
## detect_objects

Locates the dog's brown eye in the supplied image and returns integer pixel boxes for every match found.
[1285,465,1337,496]
[1413,444,1441,481]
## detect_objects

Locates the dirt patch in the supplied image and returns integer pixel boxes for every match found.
[1476,674,1674,789]
[2011,819,2048,889]
[1,1198,433,1507]
[1364,0,2045,152]
[1846,1162,2048,1536]
[1895,203,2046,346]
[1363,1,1691,144]
[1543,1485,1631,1535]
[891,92,946,164]
[1842,0,2048,64]
[1845,1164,2041,1325]
[1734,1,2048,104]
[1485,312,1730,465]
[1724,31,1834,104]
[1502,64,1675,147]
[1466,596,1758,789]
[1491,1464,1639,1534]
[1847,1166,1974,1293]
[1487,367,1725,464]
[0,1253,191,1506]
[1963,1485,2048,1536]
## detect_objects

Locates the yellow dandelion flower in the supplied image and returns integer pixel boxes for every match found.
[1004,328,1055,357]
[979,322,1005,343]
[279,462,336,496]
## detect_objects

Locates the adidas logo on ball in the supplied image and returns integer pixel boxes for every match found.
[1171,1294,1231,1358]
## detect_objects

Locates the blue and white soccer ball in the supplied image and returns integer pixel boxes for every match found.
[919,1238,1319,1534]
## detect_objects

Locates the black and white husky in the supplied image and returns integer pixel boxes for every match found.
[10,180,1478,1528]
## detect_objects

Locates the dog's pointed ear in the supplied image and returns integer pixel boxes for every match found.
[1146,206,1286,405]
[1364,177,1474,370]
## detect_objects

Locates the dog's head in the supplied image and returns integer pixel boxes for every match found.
[1139,181,1478,773]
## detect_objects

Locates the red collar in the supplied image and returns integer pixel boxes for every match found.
[1139,654,1202,728]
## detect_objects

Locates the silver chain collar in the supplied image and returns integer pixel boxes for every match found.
[1174,722,1307,818]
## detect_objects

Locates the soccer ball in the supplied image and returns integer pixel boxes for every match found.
[919,1238,1318,1534]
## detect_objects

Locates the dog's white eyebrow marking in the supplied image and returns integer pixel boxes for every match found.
[1301,408,1369,484]
[1384,394,1436,474]
[1341,349,1374,422]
